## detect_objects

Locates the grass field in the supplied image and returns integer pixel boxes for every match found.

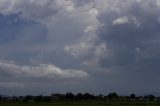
[0,104,159,106]
[0,101,160,106]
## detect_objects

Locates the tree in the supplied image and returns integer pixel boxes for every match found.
[144,94,155,101]
[148,95,155,101]
[65,92,74,99]
[83,93,94,99]
[107,92,118,100]
[76,93,83,99]
[98,94,103,99]
[130,94,136,99]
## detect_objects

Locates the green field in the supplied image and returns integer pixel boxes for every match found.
[0,104,159,106]
[0,101,160,106]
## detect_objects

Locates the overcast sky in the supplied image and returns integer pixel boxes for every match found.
[0,0,160,96]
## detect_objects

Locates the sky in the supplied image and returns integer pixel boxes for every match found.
[0,0,160,96]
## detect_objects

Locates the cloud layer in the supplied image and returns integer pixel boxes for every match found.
[0,0,160,95]
[0,62,88,79]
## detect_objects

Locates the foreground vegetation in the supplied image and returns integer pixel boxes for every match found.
[0,92,160,106]
[0,101,160,106]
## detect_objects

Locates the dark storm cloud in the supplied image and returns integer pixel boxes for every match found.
[87,0,160,94]
[98,0,160,68]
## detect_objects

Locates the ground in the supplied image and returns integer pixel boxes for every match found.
[0,101,160,106]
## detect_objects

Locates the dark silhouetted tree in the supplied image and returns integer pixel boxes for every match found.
[83,93,94,99]
[148,95,155,101]
[66,92,74,99]
[107,92,118,100]
[130,94,136,99]
[76,93,83,99]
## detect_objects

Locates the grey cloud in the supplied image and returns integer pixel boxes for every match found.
[98,0,160,68]
[0,0,99,57]
[0,0,61,21]
[0,0,160,95]
[83,0,160,94]
[0,62,89,79]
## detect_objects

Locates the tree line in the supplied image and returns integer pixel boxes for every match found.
[0,92,158,103]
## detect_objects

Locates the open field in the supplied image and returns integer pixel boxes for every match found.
[0,104,160,106]
[0,101,160,106]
